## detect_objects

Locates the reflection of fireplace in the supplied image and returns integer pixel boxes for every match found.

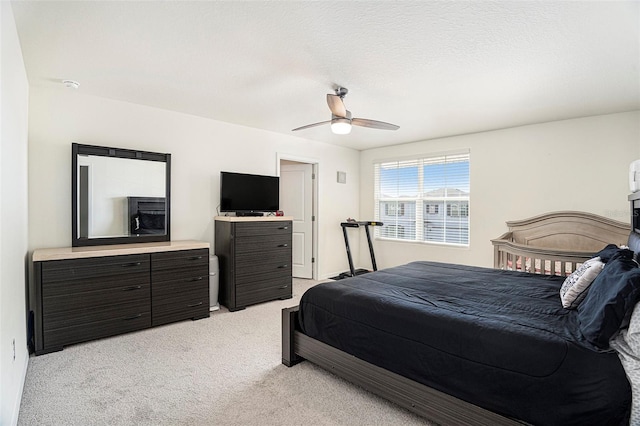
[127,197,166,235]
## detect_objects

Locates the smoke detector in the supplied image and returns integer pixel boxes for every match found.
[62,80,80,89]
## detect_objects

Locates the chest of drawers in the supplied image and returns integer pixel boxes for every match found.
[31,241,209,355]
[215,217,293,311]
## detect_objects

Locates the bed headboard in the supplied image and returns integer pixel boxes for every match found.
[492,211,631,276]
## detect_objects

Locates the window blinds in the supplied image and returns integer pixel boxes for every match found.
[374,152,470,245]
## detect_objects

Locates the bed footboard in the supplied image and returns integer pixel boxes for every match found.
[281,306,304,367]
[281,306,524,426]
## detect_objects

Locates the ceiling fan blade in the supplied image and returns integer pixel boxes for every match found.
[352,118,399,130]
[326,94,347,118]
[292,120,331,131]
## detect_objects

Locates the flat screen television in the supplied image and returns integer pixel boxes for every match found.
[220,171,279,214]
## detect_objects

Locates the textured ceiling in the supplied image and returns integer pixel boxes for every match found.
[11,0,640,150]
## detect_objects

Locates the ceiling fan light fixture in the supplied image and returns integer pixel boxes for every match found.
[293,87,398,134]
[331,118,352,135]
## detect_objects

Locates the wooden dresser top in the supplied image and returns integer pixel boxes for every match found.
[33,240,210,262]
[214,216,293,222]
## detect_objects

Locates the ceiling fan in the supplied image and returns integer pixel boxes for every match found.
[292,87,399,135]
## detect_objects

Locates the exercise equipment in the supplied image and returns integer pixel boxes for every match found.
[333,220,383,280]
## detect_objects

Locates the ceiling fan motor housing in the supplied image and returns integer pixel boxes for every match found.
[335,87,349,98]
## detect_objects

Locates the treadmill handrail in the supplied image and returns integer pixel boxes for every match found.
[340,220,382,277]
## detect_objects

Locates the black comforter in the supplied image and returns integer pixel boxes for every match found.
[298,261,631,425]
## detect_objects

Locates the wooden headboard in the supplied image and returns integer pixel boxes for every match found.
[491,211,630,276]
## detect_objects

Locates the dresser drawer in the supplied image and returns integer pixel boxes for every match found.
[152,274,209,299]
[235,234,291,254]
[235,267,291,286]
[151,249,209,278]
[43,283,150,316]
[44,297,149,331]
[234,221,292,237]
[236,275,291,294]
[235,249,290,266]
[45,311,151,349]
[42,255,150,296]
[152,289,209,326]
[236,259,292,284]
[236,283,291,307]
[152,270,209,289]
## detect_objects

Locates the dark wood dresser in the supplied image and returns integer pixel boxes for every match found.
[31,240,210,355]
[631,192,640,233]
[215,217,293,311]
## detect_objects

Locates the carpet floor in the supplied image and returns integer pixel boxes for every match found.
[18,279,433,425]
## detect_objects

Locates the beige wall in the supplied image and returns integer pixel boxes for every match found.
[359,111,640,270]
[1,3,30,425]
[28,87,361,279]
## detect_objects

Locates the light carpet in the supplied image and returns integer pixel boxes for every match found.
[18,279,433,425]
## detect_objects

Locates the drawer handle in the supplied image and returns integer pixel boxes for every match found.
[278,244,288,248]
[122,285,142,291]
[190,276,204,282]
[277,264,289,269]
[124,313,142,321]
[279,226,289,230]
[279,285,289,289]
[190,256,204,261]
[188,301,203,308]
[122,262,142,267]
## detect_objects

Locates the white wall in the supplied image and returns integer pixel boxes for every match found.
[28,87,360,279]
[1,3,30,425]
[359,111,640,269]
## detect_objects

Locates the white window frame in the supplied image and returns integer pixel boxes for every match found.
[374,151,470,246]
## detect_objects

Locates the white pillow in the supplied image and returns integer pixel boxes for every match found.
[559,256,605,309]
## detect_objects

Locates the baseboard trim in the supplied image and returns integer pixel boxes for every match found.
[10,350,29,426]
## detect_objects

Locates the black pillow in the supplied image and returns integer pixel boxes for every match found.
[593,244,623,263]
[577,251,640,349]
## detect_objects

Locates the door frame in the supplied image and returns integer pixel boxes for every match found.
[276,153,319,280]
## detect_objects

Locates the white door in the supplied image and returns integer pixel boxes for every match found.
[280,162,313,278]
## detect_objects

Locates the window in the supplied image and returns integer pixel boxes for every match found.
[385,202,405,217]
[425,204,439,215]
[374,152,470,245]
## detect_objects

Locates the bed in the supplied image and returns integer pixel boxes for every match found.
[127,196,166,235]
[282,211,637,425]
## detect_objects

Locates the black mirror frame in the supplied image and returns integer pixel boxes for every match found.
[72,143,171,247]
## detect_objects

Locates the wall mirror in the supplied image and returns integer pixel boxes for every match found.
[72,143,171,247]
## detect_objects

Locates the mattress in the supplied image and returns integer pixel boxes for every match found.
[298,261,631,425]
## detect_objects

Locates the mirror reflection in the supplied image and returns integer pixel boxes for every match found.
[72,143,171,247]
[77,155,166,238]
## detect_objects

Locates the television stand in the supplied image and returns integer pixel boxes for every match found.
[235,212,264,217]
[214,216,293,311]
